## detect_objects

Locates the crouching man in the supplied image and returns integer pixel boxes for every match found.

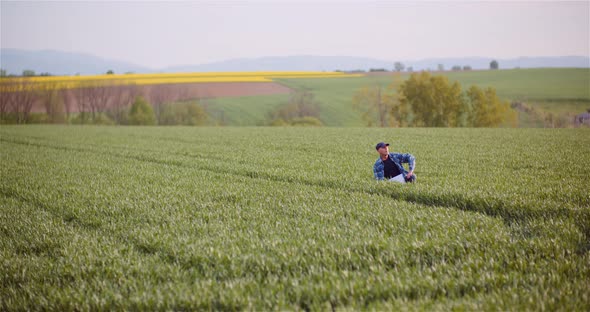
[373,142,416,183]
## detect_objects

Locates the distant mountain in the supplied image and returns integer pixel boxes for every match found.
[164,55,397,72]
[167,55,590,72]
[0,49,151,75]
[1,49,588,75]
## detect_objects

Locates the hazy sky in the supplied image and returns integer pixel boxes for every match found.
[1,1,589,68]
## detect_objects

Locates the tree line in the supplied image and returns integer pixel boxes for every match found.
[0,79,207,126]
[353,71,517,127]
[338,60,498,73]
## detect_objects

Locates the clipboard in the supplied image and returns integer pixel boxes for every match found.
[388,174,406,183]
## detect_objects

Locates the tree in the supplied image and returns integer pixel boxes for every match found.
[465,85,514,127]
[463,65,472,71]
[46,89,66,123]
[269,89,322,126]
[73,86,92,124]
[0,69,6,77]
[110,82,140,124]
[90,83,113,119]
[0,77,37,123]
[452,65,462,71]
[353,84,396,127]
[392,72,517,128]
[397,72,466,127]
[147,85,170,124]
[394,62,405,72]
[22,70,35,77]
[60,89,74,121]
[160,102,207,126]
[145,84,195,124]
[490,60,499,70]
[128,96,156,125]
[106,70,114,75]
[37,82,65,123]
[407,67,413,72]
[74,81,113,123]
[289,89,320,119]
[184,102,207,125]
[0,82,11,121]
[437,64,445,72]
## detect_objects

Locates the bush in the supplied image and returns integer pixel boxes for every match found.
[397,72,516,127]
[290,116,323,127]
[0,113,50,124]
[0,113,19,124]
[106,108,129,125]
[159,102,207,126]
[47,91,66,124]
[128,96,156,126]
[270,116,323,127]
[466,86,515,127]
[268,90,322,126]
[93,114,115,125]
[270,118,289,126]
[70,113,114,125]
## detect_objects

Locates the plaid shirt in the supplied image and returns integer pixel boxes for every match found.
[373,152,416,180]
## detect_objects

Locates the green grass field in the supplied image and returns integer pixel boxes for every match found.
[1,125,589,310]
[204,68,590,127]
[204,94,289,126]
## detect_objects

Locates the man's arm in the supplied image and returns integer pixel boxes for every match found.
[393,153,416,177]
[373,161,384,180]
[404,153,416,177]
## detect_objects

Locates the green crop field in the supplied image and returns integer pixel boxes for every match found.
[1,125,589,310]
[204,68,590,127]
[204,94,290,126]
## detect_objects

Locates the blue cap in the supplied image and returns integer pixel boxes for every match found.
[375,142,389,150]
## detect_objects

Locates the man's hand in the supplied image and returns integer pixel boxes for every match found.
[406,171,414,179]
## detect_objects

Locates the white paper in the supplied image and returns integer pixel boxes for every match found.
[388,174,406,183]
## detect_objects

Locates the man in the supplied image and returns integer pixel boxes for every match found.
[373,142,416,182]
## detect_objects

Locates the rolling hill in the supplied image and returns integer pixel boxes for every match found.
[2,49,588,75]
[204,68,590,127]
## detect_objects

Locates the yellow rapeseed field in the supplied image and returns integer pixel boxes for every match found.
[0,71,363,92]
